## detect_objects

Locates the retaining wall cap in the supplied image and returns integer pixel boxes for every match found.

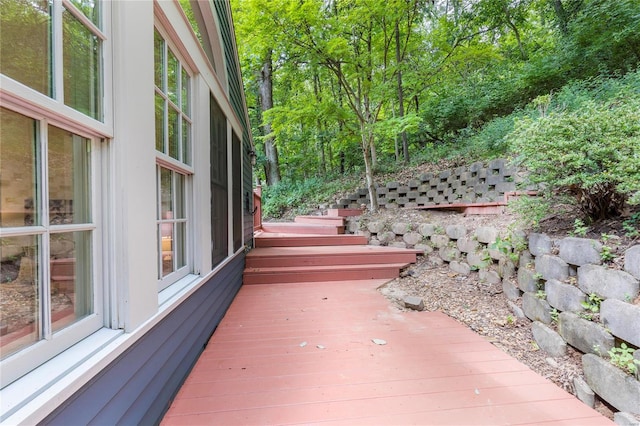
[445,224,467,240]
[558,237,603,266]
[600,298,640,348]
[558,312,614,356]
[613,412,640,426]
[532,321,567,357]
[578,264,640,302]
[418,223,437,237]
[582,353,640,415]
[545,278,586,313]
[535,254,569,281]
[529,233,553,257]
[522,292,552,324]
[476,226,499,244]
[391,222,411,235]
[625,245,640,280]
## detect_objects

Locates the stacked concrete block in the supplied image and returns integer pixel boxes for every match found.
[355,211,639,419]
[334,158,520,209]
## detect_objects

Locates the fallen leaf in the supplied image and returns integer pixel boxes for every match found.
[372,338,387,345]
[316,344,326,349]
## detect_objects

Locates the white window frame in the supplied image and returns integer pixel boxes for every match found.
[154,25,195,291]
[0,107,106,388]
[0,0,111,389]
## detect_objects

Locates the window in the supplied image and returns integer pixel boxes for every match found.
[210,96,228,266]
[0,107,100,384]
[154,29,192,288]
[0,0,104,120]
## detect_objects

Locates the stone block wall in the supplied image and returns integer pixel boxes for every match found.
[332,158,522,209]
[350,215,640,419]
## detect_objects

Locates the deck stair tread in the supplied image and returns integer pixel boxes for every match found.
[245,262,410,273]
[243,263,410,285]
[254,233,367,247]
[326,208,364,217]
[246,246,420,268]
[247,211,420,284]
[261,222,345,235]
[294,216,346,225]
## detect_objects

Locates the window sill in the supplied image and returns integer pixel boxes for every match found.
[1,273,204,425]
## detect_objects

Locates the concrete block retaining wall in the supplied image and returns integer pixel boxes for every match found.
[350,215,640,419]
[331,159,523,209]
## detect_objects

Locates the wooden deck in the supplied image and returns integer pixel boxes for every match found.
[162,279,612,425]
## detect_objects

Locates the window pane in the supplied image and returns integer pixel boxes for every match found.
[160,168,172,220]
[168,107,179,160]
[154,30,164,90]
[63,8,102,120]
[167,49,178,105]
[69,0,100,28]
[174,173,185,219]
[0,235,40,359]
[181,68,189,115]
[0,0,51,96]
[48,126,91,224]
[160,223,174,277]
[182,119,191,166]
[155,94,165,152]
[50,231,92,333]
[176,221,186,269]
[0,108,39,227]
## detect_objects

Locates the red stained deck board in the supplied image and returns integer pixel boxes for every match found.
[162,280,613,426]
[246,245,420,268]
[254,233,369,247]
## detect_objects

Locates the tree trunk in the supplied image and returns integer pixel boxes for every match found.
[395,21,409,164]
[504,7,527,60]
[552,0,569,34]
[259,50,281,185]
[360,123,379,213]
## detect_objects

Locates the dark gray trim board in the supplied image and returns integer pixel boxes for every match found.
[42,253,245,425]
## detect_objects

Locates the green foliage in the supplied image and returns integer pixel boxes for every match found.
[508,195,551,231]
[581,293,603,314]
[261,175,358,219]
[509,95,640,221]
[490,232,525,263]
[550,308,559,324]
[608,343,640,376]
[600,245,615,262]
[571,219,588,237]
[622,213,640,238]
[536,290,546,300]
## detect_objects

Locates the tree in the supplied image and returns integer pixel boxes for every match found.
[259,50,281,185]
[230,0,282,185]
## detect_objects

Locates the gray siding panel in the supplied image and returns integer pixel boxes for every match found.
[42,254,244,425]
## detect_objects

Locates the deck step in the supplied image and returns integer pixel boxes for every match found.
[326,208,364,217]
[254,233,368,247]
[294,216,346,226]
[246,246,420,268]
[261,222,344,235]
[243,263,410,285]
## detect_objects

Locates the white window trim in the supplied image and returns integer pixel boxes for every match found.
[154,24,196,291]
[0,110,106,387]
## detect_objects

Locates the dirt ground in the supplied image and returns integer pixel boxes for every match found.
[358,205,640,420]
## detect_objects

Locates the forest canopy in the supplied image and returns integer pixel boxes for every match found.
[230,0,640,217]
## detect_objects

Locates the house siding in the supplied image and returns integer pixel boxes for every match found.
[41,253,244,425]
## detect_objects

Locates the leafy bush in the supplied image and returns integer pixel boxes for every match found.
[261,175,360,219]
[508,96,640,221]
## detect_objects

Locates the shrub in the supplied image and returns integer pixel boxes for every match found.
[508,97,640,221]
